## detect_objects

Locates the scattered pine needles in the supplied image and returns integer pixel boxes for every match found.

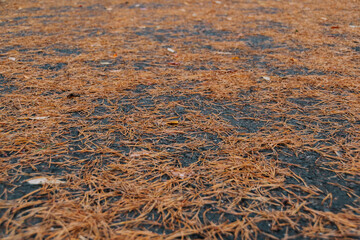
[0,0,359,239]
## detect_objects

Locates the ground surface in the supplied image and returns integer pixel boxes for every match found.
[0,0,359,239]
